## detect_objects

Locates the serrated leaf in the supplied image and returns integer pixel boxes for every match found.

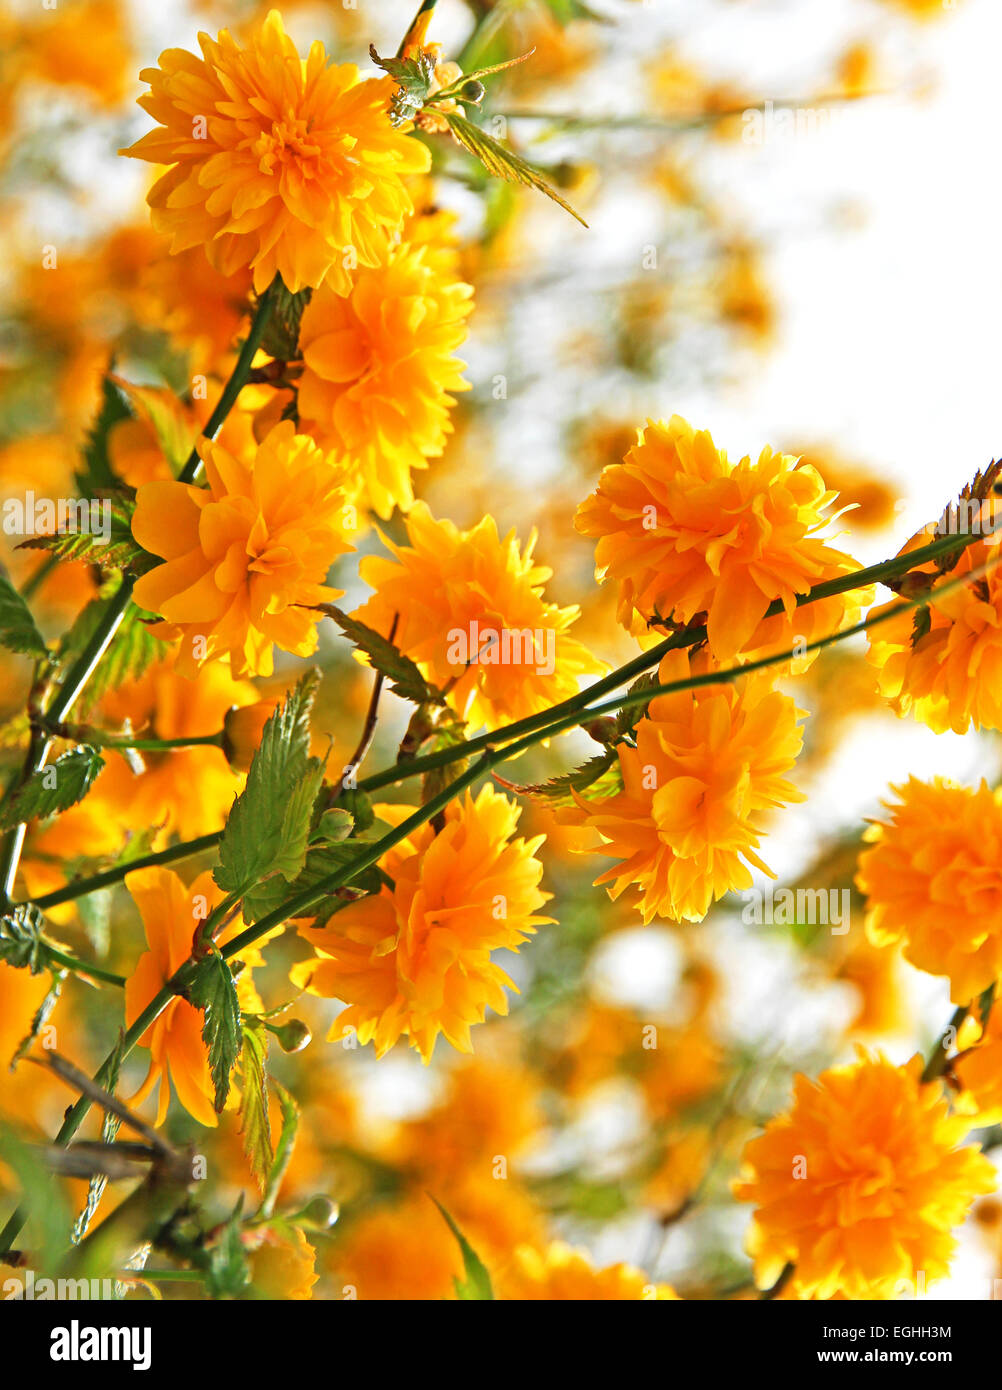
[431,1197,494,1300]
[0,747,105,831]
[186,947,242,1113]
[261,1080,299,1217]
[615,671,660,738]
[75,373,132,495]
[369,43,437,124]
[17,491,157,575]
[242,837,384,928]
[238,1021,271,1192]
[317,604,446,707]
[65,593,170,710]
[215,670,326,899]
[0,903,46,973]
[442,109,587,226]
[0,573,48,662]
[260,280,312,360]
[205,1197,250,1298]
[495,750,621,807]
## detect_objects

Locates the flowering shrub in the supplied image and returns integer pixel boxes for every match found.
[0,0,997,1318]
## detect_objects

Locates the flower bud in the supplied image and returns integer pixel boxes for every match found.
[221,700,279,771]
[267,1018,312,1053]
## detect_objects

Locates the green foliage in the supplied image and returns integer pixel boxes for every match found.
[261,1081,300,1217]
[186,947,242,1113]
[319,604,447,707]
[75,373,132,495]
[496,750,621,807]
[63,585,170,710]
[0,903,46,973]
[431,1198,494,1300]
[238,1020,272,1192]
[205,1198,251,1299]
[0,573,49,662]
[215,670,327,901]
[369,44,437,124]
[18,491,157,575]
[441,110,587,227]
[243,836,385,929]
[0,747,105,830]
[259,279,312,360]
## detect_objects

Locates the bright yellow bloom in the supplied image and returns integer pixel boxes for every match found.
[955,1010,1002,1127]
[97,656,257,839]
[498,1242,679,1300]
[122,10,430,295]
[291,786,551,1061]
[132,420,354,678]
[857,777,1002,1004]
[351,501,605,731]
[575,416,870,667]
[734,1053,996,1299]
[125,867,220,1128]
[559,649,805,923]
[246,1223,318,1299]
[298,217,474,518]
[866,532,1002,734]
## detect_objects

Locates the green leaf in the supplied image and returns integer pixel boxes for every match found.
[430,1197,494,1300]
[0,747,105,831]
[0,573,48,662]
[441,109,587,226]
[185,947,242,1113]
[68,594,170,710]
[238,1020,272,1192]
[262,1080,299,1217]
[18,491,158,575]
[317,605,447,707]
[0,903,46,973]
[75,373,132,495]
[614,672,660,738]
[242,837,385,928]
[205,1197,251,1299]
[259,280,312,360]
[369,43,437,124]
[495,751,621,807]
[215,670,326,900]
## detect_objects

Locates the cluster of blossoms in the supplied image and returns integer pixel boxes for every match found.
[1,0,998,1308]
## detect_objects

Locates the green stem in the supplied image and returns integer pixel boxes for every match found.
[358,528,982,796]
[0,281,278,912]
[70,731,223,753]
[921,1005,970,1084]
[43,945,125,988]
[29,833,222,912]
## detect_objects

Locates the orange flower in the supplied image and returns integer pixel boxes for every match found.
[497,1243,679,1300]
[955,1011,1002,1127]
[857,777,1002,1004]
[291,786,551,1061]
[131,420,354,678]
[122,10,430,294]
[559,649,805,923]
[866,532,1002,734]
[734,1054,996,1299]
[125,867,220,1128]
[575,416,870,667]
[125,867,273,1126]
[297,223,474,518]
[96,656,257,839]
[350,501,605,731]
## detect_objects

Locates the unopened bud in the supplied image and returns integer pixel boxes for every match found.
[267,1018,312,1053]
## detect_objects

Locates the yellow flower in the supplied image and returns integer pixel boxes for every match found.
[350,501,605,732]
[122,10,430,294]
[734,1053,996,1299]
[575,416,870,667]
[297,224,474,518]
[857,777,1002,1004]
[247,1223,318,1299]
[96,656,257,839]
[955,1011,1002,1127]
[559,649,805,923]
[498,1242,679,1300]
[132,420,354,678]
[291,785,551,1061]
[124,867,220,1128]
[125,867,273,1126]
[866,533,1002,734]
